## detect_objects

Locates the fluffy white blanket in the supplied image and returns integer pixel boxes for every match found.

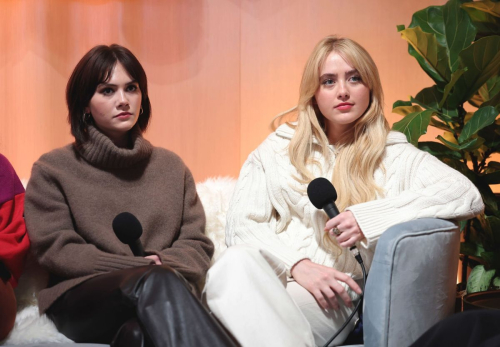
[1,177,236,345]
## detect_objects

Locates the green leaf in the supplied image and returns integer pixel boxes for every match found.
[480,76,500,103]
[408,44,447,86]
[409,6,446,46]
[458,106,499,143]
[397,24,406,32]
[482,90,500,112]
[476,179,499,213]
[393,100,413,108]
[469,75,500,108]
[430,117,451,131]
[442,0,477,72]
[481,251,500,268]
[493,276,500,289]
[413,86,459,119]
[451,36,500,103]
[440,67,467,108]
[418,141,462,159]
[393,105,424,117]
[485,215,500,245]
[467,265,495,293]
[471,216,488,242]
[462,0,500,17]
[461,241,486,257]
[487,161,500,170]
[462,1,500,36]
[483,171,500,184]
[477,123,500,150]
[392,110,433,145]
[438,135,485,150]
[474,213,496,246]
[400,26,452,83]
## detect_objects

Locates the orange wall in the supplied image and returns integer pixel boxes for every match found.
[0,0,447,182]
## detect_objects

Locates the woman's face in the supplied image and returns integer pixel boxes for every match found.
[314,52,370,139]
[86,62,142,146]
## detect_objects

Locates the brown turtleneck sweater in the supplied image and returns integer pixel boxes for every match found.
[25,126,213,314]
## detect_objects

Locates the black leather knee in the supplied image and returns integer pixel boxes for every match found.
[48,265,239,346]
[138,265,193,294]
[111,318,146,347]
[130,266,239,347]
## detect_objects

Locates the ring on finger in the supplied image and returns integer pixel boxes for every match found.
[331,227,341,236]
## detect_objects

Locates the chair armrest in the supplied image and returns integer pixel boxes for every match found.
[363,218,459,347]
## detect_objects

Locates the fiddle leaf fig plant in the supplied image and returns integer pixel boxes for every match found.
[393,0,500,293]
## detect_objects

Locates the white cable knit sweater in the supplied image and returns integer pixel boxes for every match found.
[226,123,484,279]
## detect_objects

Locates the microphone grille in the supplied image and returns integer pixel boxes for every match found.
[112,212,143,244]
[307,177,337,209]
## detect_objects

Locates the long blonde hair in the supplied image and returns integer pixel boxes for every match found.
[280,36,390,251]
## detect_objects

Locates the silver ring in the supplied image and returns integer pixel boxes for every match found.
[332,228,341,236]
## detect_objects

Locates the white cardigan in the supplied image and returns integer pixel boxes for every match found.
[226,123,484,279]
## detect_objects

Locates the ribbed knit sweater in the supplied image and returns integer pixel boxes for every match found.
[0,154,30,288]
[25,126,213,314]
[226,124,484,280]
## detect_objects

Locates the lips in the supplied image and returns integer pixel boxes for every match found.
[114,112,132,118]
[335,103,354,110]
[335,103,353,108]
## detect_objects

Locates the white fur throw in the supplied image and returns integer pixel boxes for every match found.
[1,177,236,345]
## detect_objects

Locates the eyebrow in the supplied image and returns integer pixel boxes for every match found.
[319,69,359,80]
[97,80,138,87]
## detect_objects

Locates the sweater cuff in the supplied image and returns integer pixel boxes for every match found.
[263,245,310,277]
[95,253,153,272]
[289,257,311,278]
[346,199,402,249]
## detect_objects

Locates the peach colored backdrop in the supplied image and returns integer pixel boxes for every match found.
[0,0,448,182]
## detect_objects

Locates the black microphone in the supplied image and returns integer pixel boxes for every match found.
[307,177,340,219]
[112,212,145,256]
[307,178,361,256]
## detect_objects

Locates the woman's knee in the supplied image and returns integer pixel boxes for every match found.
[139,265,192,293]
[211,244,261,269]
[206,244,285,289]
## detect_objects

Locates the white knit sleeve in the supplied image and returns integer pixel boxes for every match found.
[225,151,309,272]
[346,148,484,248]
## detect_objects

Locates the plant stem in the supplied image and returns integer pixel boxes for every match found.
[478,149,492,173]
[470,151,479,173]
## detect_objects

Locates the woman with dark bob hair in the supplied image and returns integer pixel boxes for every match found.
[24,44,238,347]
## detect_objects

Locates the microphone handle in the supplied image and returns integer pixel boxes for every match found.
[129,240,145,256]
[323,202,340,219]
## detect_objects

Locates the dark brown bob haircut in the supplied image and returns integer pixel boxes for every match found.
[66,44,151,144]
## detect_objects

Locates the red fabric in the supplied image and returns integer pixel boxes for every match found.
[0,193,30,288]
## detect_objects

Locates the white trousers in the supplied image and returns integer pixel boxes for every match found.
[203,244,356,347]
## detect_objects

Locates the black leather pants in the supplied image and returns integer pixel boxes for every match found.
[47,265,239,347]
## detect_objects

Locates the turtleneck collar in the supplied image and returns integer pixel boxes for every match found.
[75,125,153,169]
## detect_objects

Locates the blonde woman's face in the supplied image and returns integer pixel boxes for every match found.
[314,52,370,138]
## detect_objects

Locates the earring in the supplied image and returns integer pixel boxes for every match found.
[83,112,91,123]
[140,106,144,115]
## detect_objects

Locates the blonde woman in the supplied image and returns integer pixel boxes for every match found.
[204,36,484,347]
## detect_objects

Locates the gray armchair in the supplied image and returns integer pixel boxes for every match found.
[357,218,459,347]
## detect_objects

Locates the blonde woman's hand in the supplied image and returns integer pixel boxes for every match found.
[324,211,364,248]
[291,259,362,310]
[145,255,162,265]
